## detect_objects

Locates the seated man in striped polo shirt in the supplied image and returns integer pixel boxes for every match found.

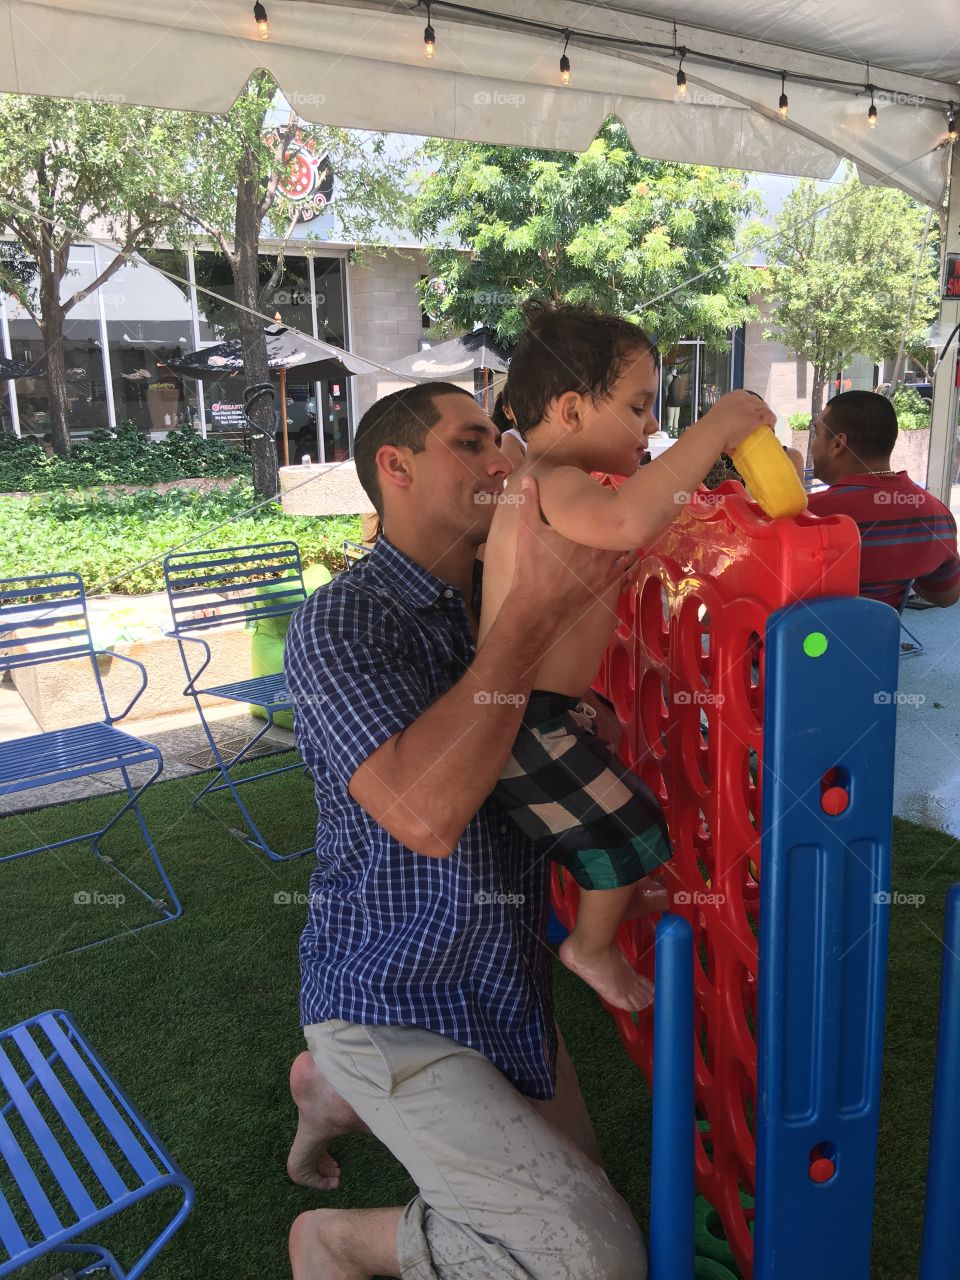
[805,390,960,610]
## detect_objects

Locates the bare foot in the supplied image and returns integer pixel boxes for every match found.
[287,1052,369,1190]
[559,936,655,1012]
[290,1209,360,1280]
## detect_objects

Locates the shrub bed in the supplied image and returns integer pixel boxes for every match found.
[0,422,249,492]
[0,485,360,594]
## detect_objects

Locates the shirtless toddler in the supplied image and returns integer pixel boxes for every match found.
[480,303,774,1011]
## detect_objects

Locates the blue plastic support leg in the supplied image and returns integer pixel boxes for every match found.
[754,597,899,1280]
[919,882,960,1280]
[649,913,695,1280]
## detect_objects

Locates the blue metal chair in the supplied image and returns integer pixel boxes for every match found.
[162,542,310,862]
[0,1009,194,1278]
[0,574,181,977]
[342,538,371,567]
[898,579,926,658]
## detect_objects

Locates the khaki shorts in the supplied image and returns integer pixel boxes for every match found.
[305,1020,647,1280]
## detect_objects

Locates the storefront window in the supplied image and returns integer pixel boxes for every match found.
[102,248,200,436]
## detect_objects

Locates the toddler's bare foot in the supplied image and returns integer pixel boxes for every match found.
[559,936,655,1012]
[287,1052,369,1190]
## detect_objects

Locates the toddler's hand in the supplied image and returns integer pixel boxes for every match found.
[697,390,775,454]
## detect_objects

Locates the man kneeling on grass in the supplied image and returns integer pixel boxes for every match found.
[283,378,647,1280]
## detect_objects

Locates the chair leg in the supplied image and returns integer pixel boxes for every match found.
[91,761,182,920]
[899,620,926,657]
[186,698,310,862]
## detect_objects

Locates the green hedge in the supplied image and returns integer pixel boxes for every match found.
[0,421,249,491]
[0,485,360,595]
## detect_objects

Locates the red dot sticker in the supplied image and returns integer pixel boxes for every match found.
[821,786,849,815]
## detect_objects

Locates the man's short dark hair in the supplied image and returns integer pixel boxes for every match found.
[354,382,474,517]
[506,302,659,435]
[823,391,898,461]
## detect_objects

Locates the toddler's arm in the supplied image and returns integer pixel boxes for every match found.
[537,390,775,550]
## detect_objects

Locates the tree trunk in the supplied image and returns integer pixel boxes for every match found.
[39,283,69,456]
[805,365,829,468]
[234,141,278,500]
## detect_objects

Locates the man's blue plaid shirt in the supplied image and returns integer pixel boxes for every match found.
[284,536,557,1099]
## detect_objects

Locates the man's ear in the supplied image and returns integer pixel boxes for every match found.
[376,444,414,497]
[555,390,585,434]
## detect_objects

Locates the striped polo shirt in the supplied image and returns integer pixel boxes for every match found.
[806,471,960,609]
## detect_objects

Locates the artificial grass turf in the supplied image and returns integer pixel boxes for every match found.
[0,758,956,1280]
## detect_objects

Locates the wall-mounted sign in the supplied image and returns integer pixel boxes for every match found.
[944,253,960,299]
[265,130,335,224]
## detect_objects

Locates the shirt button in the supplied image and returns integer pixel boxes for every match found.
[443,588,454,599]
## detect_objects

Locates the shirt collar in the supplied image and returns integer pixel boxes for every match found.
[835,470,907,485]
[366,535,476,611]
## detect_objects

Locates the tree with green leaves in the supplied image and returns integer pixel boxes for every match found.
[757,168,939,442]
[0,95,202,455]
[174,72,410,498]
[410,120,759,351]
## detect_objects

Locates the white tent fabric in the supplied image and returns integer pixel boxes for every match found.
[0,0,955,206]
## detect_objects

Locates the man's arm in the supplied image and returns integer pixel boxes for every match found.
[350,478,635,857]
[914,581,960,607]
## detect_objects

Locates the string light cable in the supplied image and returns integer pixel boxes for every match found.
[410,2,958,121]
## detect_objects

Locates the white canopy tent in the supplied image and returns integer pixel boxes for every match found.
[0,0,957,494]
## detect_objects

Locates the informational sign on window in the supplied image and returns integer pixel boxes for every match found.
[210,401,246,429]
[944,253,960,299]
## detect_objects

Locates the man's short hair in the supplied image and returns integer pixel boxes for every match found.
[823,391,898,461]
[506,302,659,435]
[354,382,474,517]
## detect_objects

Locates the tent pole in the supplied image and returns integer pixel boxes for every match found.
[280,367,289,467]
[927,147,959,505]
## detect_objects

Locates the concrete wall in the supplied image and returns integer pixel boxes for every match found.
[349,249,431,419]
[743,299,814,441]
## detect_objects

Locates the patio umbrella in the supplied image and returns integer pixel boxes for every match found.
[0,354,44,379]
[389,328,512,379]
[390,328,512,412]
[168,323,383,465]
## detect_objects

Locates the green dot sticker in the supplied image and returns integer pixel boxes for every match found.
[803,631,829,658]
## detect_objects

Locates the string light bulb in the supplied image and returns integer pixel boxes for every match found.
[778,72,789,119]
[676,47,688,97]
[867,84,878,128]
[423,2,436,59]
[253,1,270,40]
[948,104,958,143]
[560,31,572,86]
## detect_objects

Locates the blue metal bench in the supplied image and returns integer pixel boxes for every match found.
[162,542,310,862]
[0,573,181,977]
[0,1009,193,1277]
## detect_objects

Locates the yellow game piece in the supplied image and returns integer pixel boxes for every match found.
[730,425,808,519]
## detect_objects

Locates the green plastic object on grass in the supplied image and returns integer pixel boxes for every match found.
[249,563,331,730]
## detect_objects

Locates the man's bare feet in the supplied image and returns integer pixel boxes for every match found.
[289,1207,402,1280]
[559,936,654,1012]
[287,1052,369,1190]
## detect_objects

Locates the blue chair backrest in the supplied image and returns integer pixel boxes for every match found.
[163,542,307,635]
[0,572,110,719]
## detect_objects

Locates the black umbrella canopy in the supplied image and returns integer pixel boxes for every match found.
[0,354,44,379]
[168,324,383,383]
[389,327,512,379]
